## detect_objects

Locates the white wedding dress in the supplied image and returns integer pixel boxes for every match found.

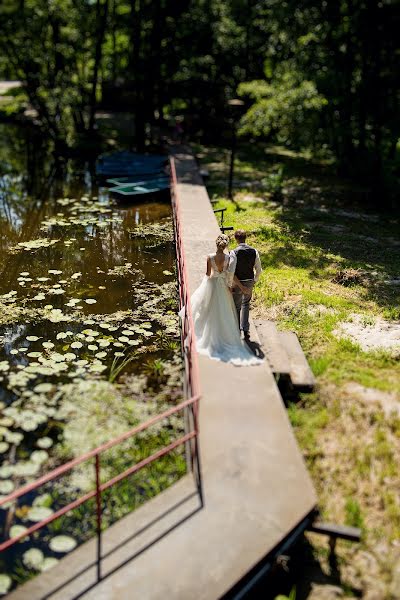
[185,252,262,366]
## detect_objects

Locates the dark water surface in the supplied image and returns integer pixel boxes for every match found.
[0,124,183,592]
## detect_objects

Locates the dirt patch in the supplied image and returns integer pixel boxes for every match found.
[307,304,337,317]
[334,314,400,355]
[344,382,400,416]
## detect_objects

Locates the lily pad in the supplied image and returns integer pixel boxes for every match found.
[34,383,53,393]
[0,480,14,494]
[10,524,28,540]
[27,506,54,522]
[70,341,82,349]
[31,450,48,464]
[42,341,55,350]
[0,443,9,454]
[40,557,59,572]
[37,437,53,449]
[84,299,97,304]
[0,574,12,595]
[23,548,44,570]
[49,535,77,553]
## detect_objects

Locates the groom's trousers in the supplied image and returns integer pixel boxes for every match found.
[232,279,254,332]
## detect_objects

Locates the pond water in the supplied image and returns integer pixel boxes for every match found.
[0,124,184,593]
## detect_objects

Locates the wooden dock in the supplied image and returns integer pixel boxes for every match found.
[9,146,317,600]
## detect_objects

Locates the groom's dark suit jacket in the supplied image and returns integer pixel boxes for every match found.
[234,244,257,280]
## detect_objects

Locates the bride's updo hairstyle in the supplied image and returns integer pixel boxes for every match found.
[216,234,229,250]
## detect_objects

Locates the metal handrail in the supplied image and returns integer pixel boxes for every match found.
[0,156,202,579]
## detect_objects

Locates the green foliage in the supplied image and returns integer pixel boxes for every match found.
[238,67,327,149]
[344,498,364,531]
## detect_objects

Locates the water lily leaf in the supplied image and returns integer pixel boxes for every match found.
[27,352,42,358]
[99,323,111,329]
[14,461,40,476]
[0,480,14,494]
[32,294,46,301]
[98,339,110,348]
[23,548,44,570]
[48,270,62,275]
[40,557,59,572]
[10,524,28,539]
[31,450,48,464]
[84,299,97,304]
[33,493,52,507]
[89,364,107,373]
[0,466,13,478]
[42,341,55,350]
[26,336,40,342]
[163,270,173,275]
[0,443,9,453]
[0,362,9,373]
[87,345,98,351]
[71,272,82,279]
[56,332,68,340]
[64,353,77,361]
[10,349,19,355]
[20,272,30,276]
[114,352,125,357]
[37,437,53,449]
[70,342,82,349]
[33,383,53,393]
[0,574,12,594]
[49,535,77,553]
[95,352,107,359]
[21,419,38,432]
[118,336,129,343]
[37,277,50,282]
[27,506,54,522]
[4,431,23,444]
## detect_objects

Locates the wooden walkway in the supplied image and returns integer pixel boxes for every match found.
[9,146,317,600]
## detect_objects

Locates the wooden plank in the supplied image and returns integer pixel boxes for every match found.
[253,320,291,376]
[279,331,315,392]
[308,521,361,542]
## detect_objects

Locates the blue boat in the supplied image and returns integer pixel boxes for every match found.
[109,179,170,197]
[106,174,169,186]
[96,151,168,177]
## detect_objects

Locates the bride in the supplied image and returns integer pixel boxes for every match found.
[186,234,262,366]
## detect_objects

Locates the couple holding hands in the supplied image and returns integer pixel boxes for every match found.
[189,229,263,366]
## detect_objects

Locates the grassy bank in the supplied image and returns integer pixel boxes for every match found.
[194,142,400,599]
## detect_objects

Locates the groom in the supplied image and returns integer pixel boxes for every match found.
[232,229,262,339]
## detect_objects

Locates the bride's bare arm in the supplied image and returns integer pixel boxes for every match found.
[206,257,211,276]
[233,275,247,293]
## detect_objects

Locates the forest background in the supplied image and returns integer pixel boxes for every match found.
[0,0,399,207]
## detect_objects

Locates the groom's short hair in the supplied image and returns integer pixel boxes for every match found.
[234,229,247,243]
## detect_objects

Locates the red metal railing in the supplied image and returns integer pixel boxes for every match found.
[0,156,202,579]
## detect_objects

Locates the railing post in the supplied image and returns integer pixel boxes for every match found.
[95,454,102,581]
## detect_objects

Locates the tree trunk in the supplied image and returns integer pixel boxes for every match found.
[88,0,109,134]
